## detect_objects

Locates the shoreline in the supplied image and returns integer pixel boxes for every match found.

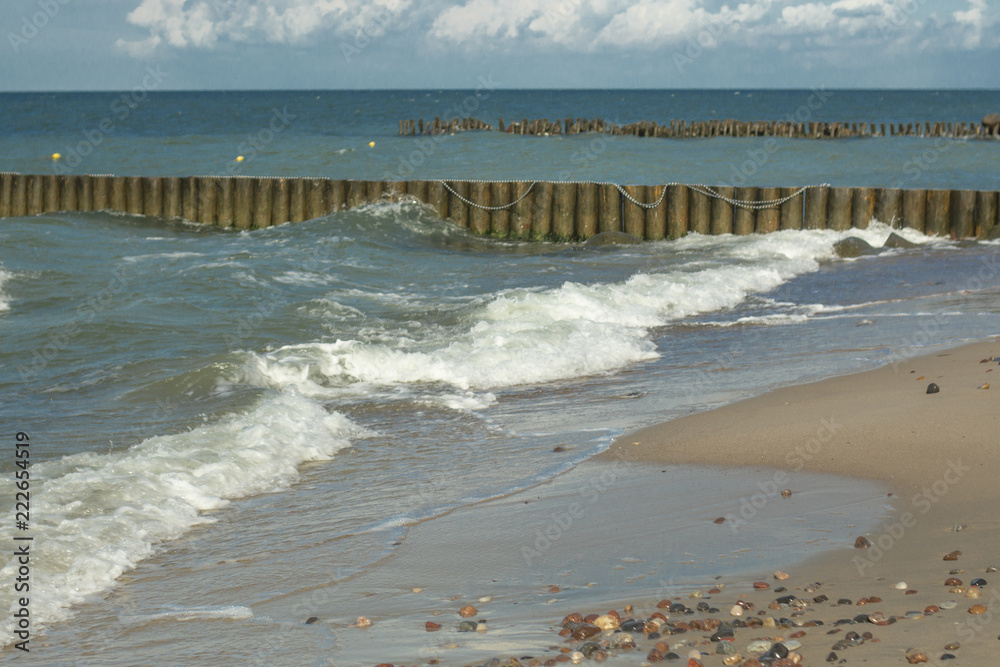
[593,337,1000,665]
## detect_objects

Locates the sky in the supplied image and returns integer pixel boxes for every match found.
[2,0,998,90]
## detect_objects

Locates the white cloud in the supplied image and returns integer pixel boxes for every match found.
[117,0,412,55]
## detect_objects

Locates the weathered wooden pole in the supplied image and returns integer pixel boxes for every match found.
[288,178,305,223]
[110,177,127,215]
[950,189,976,239]
[553,182,577,239]
[756,187,781,234]
[307,178,327,220]
[366,180,386,206]
[924,189,950,236]
[164,177,181,218]
[406,180,428,207]
[975,190,998,238]
[469,182,491,235]
[345,180,366,209]
[901,188,926,232]
[666,184,688,239]
[876,188,902,227]
[126,176,144,215]
[233,178,254,229]
[272,178,289,225]
[0,173,13,218]
[327,179,346,213]
[689,186,712,235]
[532,182,554,239]
[428,181,449,220]
[577,182,599,239]
[11,174,28,217]
[644,185,666,240]
[804,186,829,229]
[43,174,59,213]
[144,176,163,217]
[598,183,622,234]
[828,187,852,231]
[623,185,646,238]
[447,180,470,229]
[779,187,804,230]
[217,177,233,227]
[199,177,218,225]
[851,188,875,229]
[511,182,534,239]
[181,177,197,221]
[733,187,757,235]
[60,175,78,212]
[491,181,511,236]
[253,177,273,229]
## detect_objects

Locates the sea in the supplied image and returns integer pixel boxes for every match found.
[1,89,999,665]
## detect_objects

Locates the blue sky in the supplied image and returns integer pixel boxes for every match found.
[2,0,998,90]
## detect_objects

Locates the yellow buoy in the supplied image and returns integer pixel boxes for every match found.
[52,153,61,160]
[235,155,244,162]
[368,141,375,148]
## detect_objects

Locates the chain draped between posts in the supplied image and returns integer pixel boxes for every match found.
[437,180,827,212]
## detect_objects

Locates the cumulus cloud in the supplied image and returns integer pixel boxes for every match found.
[116,0,1000,57]
[116,0,412,55]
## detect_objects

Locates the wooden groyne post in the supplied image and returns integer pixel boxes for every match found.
[1,173,998,241]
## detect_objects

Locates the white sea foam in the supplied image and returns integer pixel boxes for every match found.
[237,228,889,400]
[0,268,12,312]
[0,392,361,644]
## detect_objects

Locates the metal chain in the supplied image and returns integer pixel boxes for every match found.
[438,180,537,211]
[687,184,826,210]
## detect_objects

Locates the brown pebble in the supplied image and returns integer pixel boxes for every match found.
[979,382,990,390]
[857,597,870,606]
[305,617,319,624]
[647,648,664,662]
[944,642,960,650]
[781,489,792,498]
[709,587,722,594]
[713,517,726,525]
[855,536,872,549]
[905,589,918,595]
[753,581,770,589]
[790,630,806,638]
[425,621,441,631]
[548,585,560,593]
[459,605,477,618]
[774,571,790,581]
[905,648,928,664]
[969,604,988,615]
[946,578,963,586]
[869,596,883,603]
[561,612,582,626]
[656,599,671,609]
[944,550,962,561]
[655,640,670,653]
[924,605,940,614]
[552,445,566,452]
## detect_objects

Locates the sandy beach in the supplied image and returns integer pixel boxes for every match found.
[239,340,999,666]
[593,337,1000,665]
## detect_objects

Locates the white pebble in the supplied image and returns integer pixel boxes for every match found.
[478,595,492,603]
[412,587,423,593]
[729,604,744,617]
[687,649,702,660]
[894,581,908,590]
[476,622,488,634]
[570,650,584,664]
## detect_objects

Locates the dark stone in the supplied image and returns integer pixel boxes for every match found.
[621,619,646,632]
[305,616,319,624]
[972,578,988,586]
[883,231,920,249]
[584,230,642,247]
[983,113,1000,132]
[837,599,853,605]
[760,641,789,664]
[833,236,878,258]
[459,620,478,632]
[697,602,711,612]
[776,595,798,605]
[580,642,602,658]
[826,652,839,663]
[941,654,957,661]
[814,594,829,604]
[927,382,940,394]
[663,653,681,661]
[668,603,687,613]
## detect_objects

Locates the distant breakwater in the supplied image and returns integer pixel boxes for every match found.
[398,116,1000,139]
[1,173,998,241]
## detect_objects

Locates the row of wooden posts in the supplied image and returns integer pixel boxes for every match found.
[1,172,998,240]
[399,117,1000,139]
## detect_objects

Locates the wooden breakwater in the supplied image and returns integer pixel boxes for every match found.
[1,172,998,241]
[399,116,1000,139]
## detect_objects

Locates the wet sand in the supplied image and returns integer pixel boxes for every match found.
[249,339,999,666]
[597,337,1000,664]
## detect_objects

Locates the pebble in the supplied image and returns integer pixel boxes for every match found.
[906,648,929,663]
[987,567,998,573]
[747,639,772,653]
[305,617,319,624]
[855,536,872,548]
[940,601,958,610]
[476,622,488,634]
[353,616,372,628]
[967,588,981,599]
[926,382,940,394]
[754,581,770,589]
[729,605,744,617]
[944,550,962,561]
[459,605,478,618]
[924,605,940,614]
[945,577,963,586]
[774,571,790,581]
[480,595,493,602]
[723,656,742,666]
[969,604,988,614]
[971,578,988,587]
[941,653,956,660]
[944,642,960,650]
[895,581,909,590]
[826,652,839,663]
[593,614,619,630]
[458,620,478,632]
[424,620,441,632]
[781,489,792,498]
[569,650,584,664]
